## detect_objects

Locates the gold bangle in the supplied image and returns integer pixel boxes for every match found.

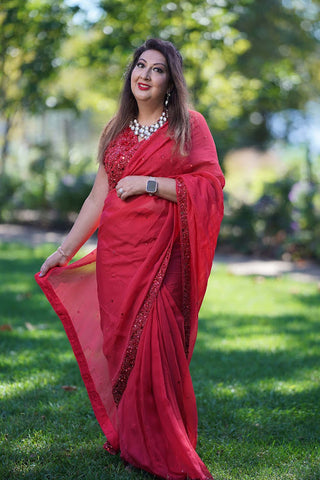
[57,246,69,258]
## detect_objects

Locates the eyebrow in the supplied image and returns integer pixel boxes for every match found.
[138,57,167,68]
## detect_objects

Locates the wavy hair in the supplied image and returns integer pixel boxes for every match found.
[97,38,191,163]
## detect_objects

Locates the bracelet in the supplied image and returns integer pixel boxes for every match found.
[57,246,69,259]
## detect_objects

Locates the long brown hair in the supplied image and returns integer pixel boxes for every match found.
[97,38,191,163]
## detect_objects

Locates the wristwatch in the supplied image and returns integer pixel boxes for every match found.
[146,177,158,195]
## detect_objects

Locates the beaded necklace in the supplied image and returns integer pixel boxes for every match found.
[129,110,168,140]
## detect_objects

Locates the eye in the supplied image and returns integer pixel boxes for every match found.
[153,67,164,73]
[136,62,145,68]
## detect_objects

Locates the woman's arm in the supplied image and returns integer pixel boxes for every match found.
[116,175,177,203]
[39,164,109,276]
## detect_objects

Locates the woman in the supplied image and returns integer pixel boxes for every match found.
[36,38,224,480]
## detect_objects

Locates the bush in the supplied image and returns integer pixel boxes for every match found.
[287,180,320,259]
[220,173,320,261]
[0,174,22,221]
[54,172,95,216]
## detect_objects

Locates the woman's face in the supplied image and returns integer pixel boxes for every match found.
[131,49,170,111]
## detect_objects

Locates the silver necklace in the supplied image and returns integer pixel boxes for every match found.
[129,110,168,140]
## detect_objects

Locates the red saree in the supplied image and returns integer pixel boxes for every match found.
[35,110,224,480]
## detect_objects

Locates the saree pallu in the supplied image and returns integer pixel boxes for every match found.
[35,110,224,480]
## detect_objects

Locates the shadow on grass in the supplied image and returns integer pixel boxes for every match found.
[195,311,320,375]
[1,439,144,480]
[294,290,320,308]
[1,243,320,479]
[189,312,320,479]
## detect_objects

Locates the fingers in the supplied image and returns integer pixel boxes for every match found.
[39,260,49,277]
[116,182,130,200]
[116,185,125,199]
[39,251,66,277]
[116,176,145,200]
[116,179,129,199]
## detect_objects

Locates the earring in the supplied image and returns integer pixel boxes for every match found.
[165,92,171,108]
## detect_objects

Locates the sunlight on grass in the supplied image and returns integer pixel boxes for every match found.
[1,242,319,480]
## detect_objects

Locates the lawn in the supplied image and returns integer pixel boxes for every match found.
[0,242,319,480]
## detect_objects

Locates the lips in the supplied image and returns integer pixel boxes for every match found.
[138,83,151,90]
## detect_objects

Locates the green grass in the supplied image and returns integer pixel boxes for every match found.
[0,242,319,480]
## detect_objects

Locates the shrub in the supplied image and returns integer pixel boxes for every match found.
[54,172,95,216]
[0,174,22,221]
[220,173,320,261]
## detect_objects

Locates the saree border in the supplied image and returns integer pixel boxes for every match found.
[112,247,172,406]
[176,177,192,359]
[34,270,117,442]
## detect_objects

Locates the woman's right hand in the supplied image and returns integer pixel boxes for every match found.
[38,163,109,278]
[39,249,69,277]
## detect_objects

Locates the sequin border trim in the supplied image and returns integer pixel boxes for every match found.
[176,177,192,359]
[112,248,172,406]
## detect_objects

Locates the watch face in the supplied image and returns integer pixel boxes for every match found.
[147,179,157,194]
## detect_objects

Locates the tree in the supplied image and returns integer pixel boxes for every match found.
[0,1,77,174]
[64,0,254,156]
[66,0,320,156]
[227,0,320,149]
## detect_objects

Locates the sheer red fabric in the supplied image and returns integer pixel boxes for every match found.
[35,111,224,479]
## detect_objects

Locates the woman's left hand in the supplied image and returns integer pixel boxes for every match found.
[116,175,177,203]
[116,176,147,200]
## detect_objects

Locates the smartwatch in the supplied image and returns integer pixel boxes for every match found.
[146,177,158,195]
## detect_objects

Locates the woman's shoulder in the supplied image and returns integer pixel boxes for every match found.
[188,109,209,128]
[188,110,212,136]
[188,109,205,120]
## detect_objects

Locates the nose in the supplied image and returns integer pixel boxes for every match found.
[141,67,151,80]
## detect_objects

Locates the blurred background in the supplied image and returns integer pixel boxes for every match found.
[0,0,319,261]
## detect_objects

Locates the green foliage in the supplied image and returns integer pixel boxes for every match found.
[54,172,95,215]
[73,0,255,152]
[288,179,320,259]
[221,171,320,261]
[0,243,319,479]
[228,0,320,148]
[0,141,96,221]
[1,0,320,158]
[1,1,320,261]
[62,0,320,155]
[0,1,73,113]
[0,0,77,173]
[0,174,21,221]
[10,142,61,211]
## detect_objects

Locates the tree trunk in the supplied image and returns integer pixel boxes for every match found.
[0,115,12,177]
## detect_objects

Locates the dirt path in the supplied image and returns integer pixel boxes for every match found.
[1,223,320,284]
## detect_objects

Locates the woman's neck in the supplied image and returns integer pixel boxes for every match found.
[137,104,164,126]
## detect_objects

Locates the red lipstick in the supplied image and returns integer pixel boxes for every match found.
[138,83,151,90]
